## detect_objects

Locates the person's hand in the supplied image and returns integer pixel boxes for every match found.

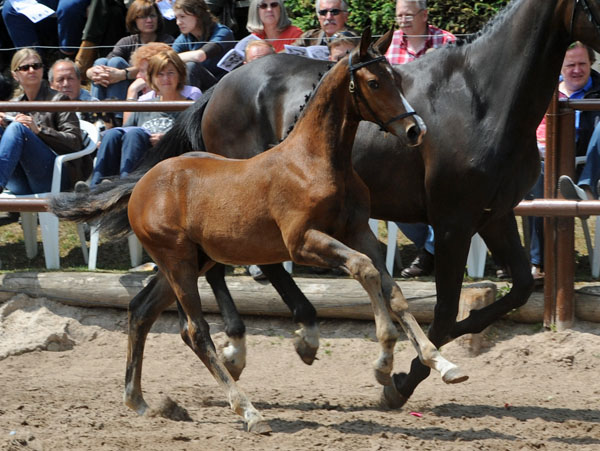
[14,113,39,134]
[126,77,148,100]
[87,65,111,87]
[149,132,164,146]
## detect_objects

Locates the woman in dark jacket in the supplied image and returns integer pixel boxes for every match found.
[0,49,86,194]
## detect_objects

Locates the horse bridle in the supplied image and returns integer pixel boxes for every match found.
[570,0,600,36]
[348,52,417,133]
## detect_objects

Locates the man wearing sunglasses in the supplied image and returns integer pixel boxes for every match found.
[386,0,455,65]
[293,0,352,47]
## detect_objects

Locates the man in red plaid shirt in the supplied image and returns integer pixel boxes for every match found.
[385,0,455,65]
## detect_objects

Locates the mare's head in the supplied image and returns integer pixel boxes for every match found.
[341,27,426,147]
[568,0,600,52]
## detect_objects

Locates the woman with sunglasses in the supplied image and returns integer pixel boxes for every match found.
[172,0,234,91]
[86,0,175,106]
[0,49,86,195]
[246,0,302,53]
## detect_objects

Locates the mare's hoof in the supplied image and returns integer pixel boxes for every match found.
[442,366,469,384]
[374,368,392,386]
[380,383,408,409]
[293,335,318,365]
[222,360,244,381]
[247,419,272,435]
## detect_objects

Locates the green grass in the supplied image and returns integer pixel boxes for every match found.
[0,215,596,281]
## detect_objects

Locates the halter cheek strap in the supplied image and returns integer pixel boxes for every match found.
[570,0,600,38]
[348,52,417,133]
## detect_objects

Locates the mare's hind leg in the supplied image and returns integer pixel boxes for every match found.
[205,264,247,380]
[147,243,269,434]
[125,272,177,415]
[259,263,319,365]
[452,213,534,337]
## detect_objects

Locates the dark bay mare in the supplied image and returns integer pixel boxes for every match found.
[100,0,600,409]
[51,30,469,432]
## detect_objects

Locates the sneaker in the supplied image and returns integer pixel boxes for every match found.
[247,264,267,281]
[496,267,511,279]
[400,249,434,278]
[531,265,545,284]
[74,180,90,193]
[558,175,588,200]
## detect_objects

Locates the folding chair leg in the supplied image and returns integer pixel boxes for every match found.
[283,261,293,273]
[88,225,100,270]
[368,218,379,236]
[38,211,60,269]
[580,217,594,269]
[386,221,399,276]
[77,223,89,264]
[128,234,144,268]
[593,216,600,278]
[20,212,38,259]
[467,233,487,278]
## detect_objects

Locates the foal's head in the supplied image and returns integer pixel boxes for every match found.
[341,27,426,147]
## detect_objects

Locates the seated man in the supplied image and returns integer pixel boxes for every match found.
[294,0,351,47]
[49,59,98,102]
[327,30,358,62]
[244,40,275,63]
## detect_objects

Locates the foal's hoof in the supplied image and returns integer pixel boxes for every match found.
[247,418,272,435]
[441,366,469,385]
[380,381,408,409]
[374,368,392,387]
[293,335,318,365]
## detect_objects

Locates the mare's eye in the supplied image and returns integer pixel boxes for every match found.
[368,80,379,89]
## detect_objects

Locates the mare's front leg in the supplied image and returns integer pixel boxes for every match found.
[205,264,247,380]
[259,263,319,364]
[453,213,534,336]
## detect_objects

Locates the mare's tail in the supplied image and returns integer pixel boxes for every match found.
[49,85,217,238]
[136,84,216,172]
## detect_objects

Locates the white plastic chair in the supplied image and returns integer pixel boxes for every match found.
[0,120,99,269]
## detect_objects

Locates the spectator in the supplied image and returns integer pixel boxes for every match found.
[122,42,202,124]
[294,0,351,47]
[244,39,274,63]
[172,0,235,90]
[0,49,87,195]
[385,0,456,278]
[85,0,175,103]
[49,59,98,102]
[529,42,600,281]
[246,0,302,53]
[386,0,455,65]
[83,49,193,187]
[327,30,357,62]
[73,0,128,77]
[2,0,90,63]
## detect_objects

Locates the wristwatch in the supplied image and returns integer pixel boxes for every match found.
[124,68,131,80]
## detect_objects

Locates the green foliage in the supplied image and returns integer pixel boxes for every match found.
[285,0,511,36]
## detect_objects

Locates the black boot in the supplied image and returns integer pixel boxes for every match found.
[400,249,434,278]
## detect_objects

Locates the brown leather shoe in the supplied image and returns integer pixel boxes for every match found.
[400,249,434,278]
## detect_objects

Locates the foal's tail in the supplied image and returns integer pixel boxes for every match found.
[49,85,218,238]
[49,177,138,239]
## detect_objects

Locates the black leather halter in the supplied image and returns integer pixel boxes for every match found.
[348,52,417,133]
[570,0,600,37]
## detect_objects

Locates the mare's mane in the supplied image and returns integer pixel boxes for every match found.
[455,0,520,46]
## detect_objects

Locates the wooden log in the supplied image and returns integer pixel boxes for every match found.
[1,272,599,323]
[456,284,496,355]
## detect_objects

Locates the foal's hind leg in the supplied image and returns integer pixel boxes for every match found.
[259,263,319,365]
[125,272,178,415]
[205,264,247,380]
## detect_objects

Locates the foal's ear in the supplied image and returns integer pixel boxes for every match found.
[374,28,394,55]
[359,27,372,58]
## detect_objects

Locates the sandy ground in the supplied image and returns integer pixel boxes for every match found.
[1,293,599,451]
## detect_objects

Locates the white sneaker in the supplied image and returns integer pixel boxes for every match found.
[559,175,588,200]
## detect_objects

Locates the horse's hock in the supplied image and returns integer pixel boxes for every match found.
[456,283,497,355]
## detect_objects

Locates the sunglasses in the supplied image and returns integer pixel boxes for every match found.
[318,8,345,16]
[258,2,279,9]
[136,13,158,20]
[17,62,43,72]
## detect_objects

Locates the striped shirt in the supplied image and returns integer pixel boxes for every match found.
[385,25,456,65]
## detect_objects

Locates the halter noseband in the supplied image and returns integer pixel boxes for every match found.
[570,0,600,37]
[348,52,417,133]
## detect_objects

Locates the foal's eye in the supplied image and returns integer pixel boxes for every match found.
[368,80,379,89]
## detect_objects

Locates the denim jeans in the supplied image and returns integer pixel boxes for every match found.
[90,56,131,101]
[91,127,150,185]
[578,123,600,198]
[527,162,545,267]
[0,122,61,194]
[395,222,435,255]
[2,0,89,52]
